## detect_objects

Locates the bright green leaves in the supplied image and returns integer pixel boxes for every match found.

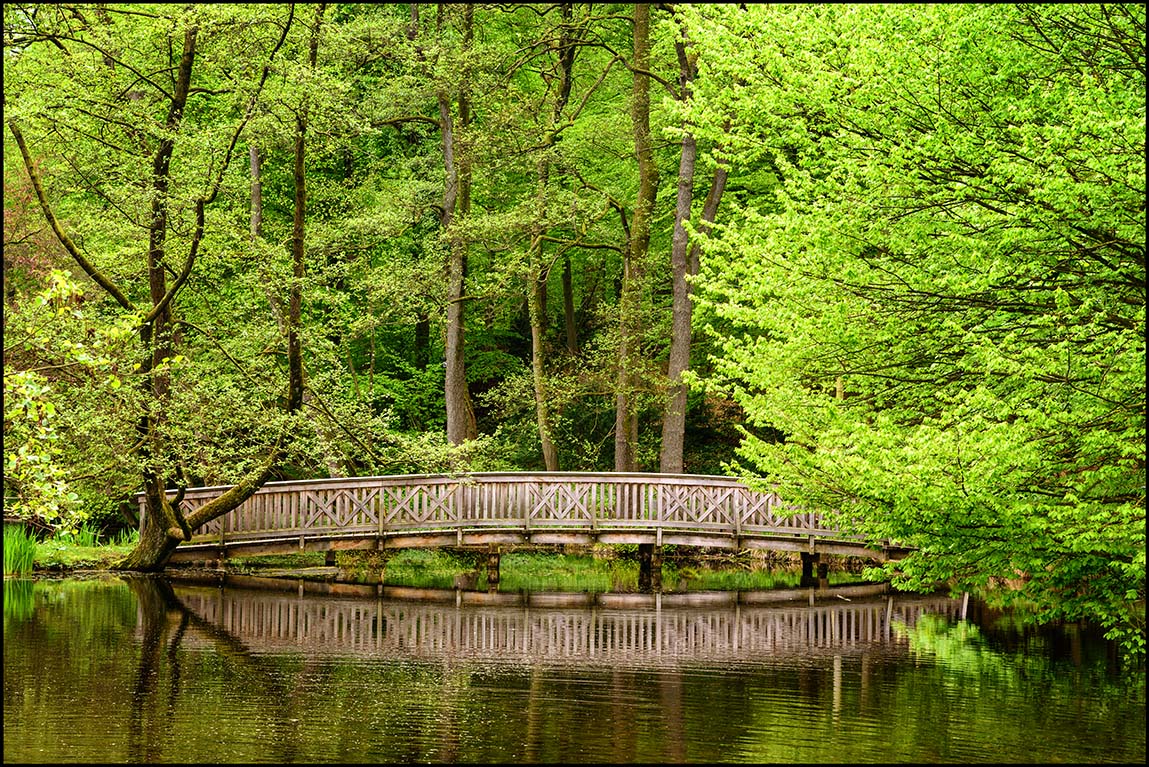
[3,272,140,532]
[3,369,82,531]
[689,4,1145,655]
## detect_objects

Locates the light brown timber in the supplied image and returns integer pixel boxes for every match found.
[148,472,908,564]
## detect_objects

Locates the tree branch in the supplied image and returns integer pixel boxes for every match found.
[7,119,136,312]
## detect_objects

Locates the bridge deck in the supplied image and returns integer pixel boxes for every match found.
[151,472,904,563]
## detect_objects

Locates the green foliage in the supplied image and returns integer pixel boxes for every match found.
[690,4,1145,655]
[3,271,139,533]
[3,525,38,576]
[4,3,1139,659]
[3,369,79,528]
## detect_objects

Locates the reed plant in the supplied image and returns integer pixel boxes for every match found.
[111,528,139,547]
[51,522,100,547]
[4,524,38,576]
[72,523,100,547]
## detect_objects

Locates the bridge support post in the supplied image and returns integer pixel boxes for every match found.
[800,551,820,587]
[324,550,337,567]
[638,543,662,592]
[486,544,500,590]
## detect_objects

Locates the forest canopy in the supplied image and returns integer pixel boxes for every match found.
[3,4,1144,651]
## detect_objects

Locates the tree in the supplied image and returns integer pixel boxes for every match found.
[691,4,1145,652]
[657,6,729,474]
[4,4,312,569]
[614,2,660,472]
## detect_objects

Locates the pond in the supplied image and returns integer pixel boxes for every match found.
[3,574,1144,763]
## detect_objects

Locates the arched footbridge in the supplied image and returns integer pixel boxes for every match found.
[155,472,910,565]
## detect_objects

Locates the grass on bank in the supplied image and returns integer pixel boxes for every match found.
[5,523,140,574]
[10,529,872,593]
[226,547,870,593]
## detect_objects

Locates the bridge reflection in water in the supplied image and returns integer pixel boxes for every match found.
[169,577,966,667]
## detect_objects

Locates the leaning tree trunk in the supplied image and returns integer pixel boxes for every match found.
[615,3,659,472]
[115,24,201,571]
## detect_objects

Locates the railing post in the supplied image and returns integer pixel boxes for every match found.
[734,484,742,539]
[655,482,663,529]
[383,482,392,537]
[590,479,599,532]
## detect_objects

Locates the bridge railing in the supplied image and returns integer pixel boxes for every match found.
[144,472,857,546]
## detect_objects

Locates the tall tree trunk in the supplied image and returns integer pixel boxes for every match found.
[615,3,659,472]
[441,3,477,445]
[129,5,315,570]
[528,241,560,470]
[256,137,340,475]
[659,26,704,475]
[658,163,727,473]
[134,24,200,568]
[528,2,576,471]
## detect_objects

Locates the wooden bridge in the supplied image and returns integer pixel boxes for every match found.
[157,472,907,566]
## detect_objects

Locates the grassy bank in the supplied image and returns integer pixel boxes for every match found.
[225,546,872,592]
[11,534,874,593]
[5,524,139,575]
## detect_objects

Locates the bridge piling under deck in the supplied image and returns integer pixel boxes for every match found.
[486,544,501,589]
[638,543,663,592]
[800,551,831,588]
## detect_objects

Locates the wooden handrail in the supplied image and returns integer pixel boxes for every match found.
[140,472,886,555]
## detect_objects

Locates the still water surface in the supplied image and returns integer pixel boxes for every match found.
[3,574,1144,763]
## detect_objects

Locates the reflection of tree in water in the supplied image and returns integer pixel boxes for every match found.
[127,575,182,763]
[124,575,334,764]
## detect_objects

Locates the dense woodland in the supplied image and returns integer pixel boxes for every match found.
[3,4,1144,652]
